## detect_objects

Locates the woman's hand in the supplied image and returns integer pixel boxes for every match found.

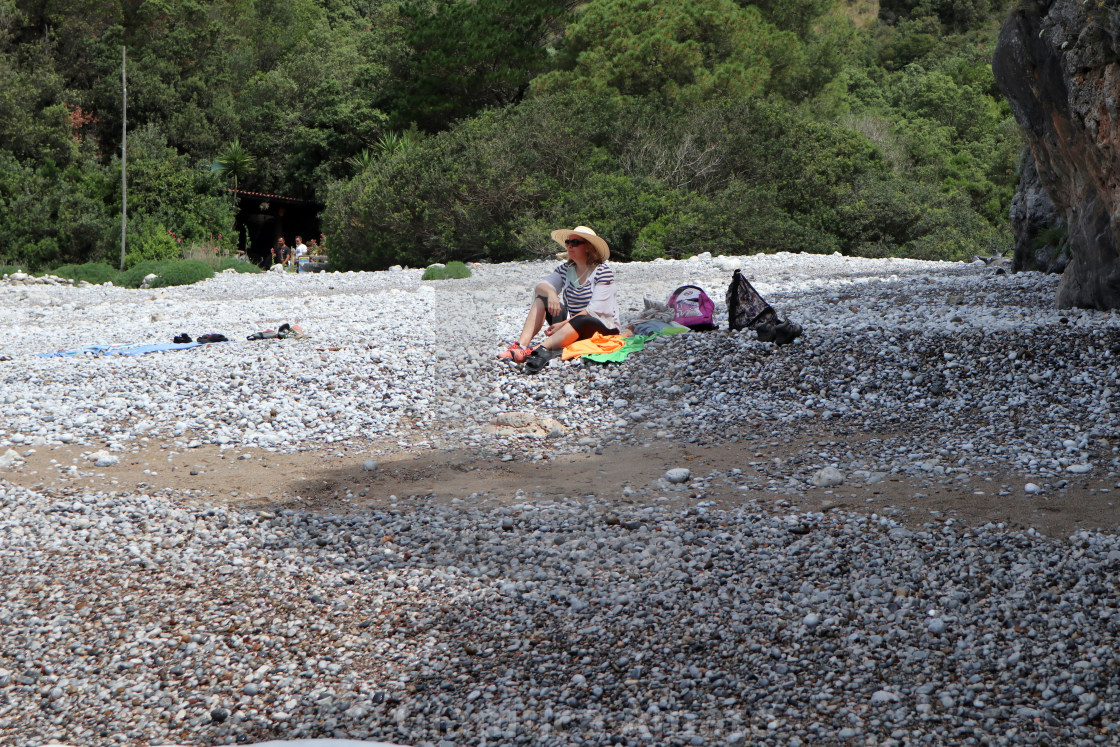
[546,293,562,317]
[545,317,570,337]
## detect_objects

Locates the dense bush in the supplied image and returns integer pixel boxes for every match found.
[50,262,119,284]
[119,260,172,289]
[422,261,472,280]
[218,257,263,273]
[1,0,1023,271]
[147,260,216,288]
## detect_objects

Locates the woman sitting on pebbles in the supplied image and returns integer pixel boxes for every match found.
[499,225,620,374]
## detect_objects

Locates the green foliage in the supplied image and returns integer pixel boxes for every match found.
[50,261,119,284]
[748,0,838,39]
[324,91,623,270]
[0,151,115,271]
[0,0,1022,270]
[879,0,1006,32]
[836,173,1009,259]
[213,140,255,190]
[1032,223,1068,252]
[119,260,172,288]
[392,0,570,132]
[533,0,800,104]
[422,261,472,280]
[218,257,262,273]
[124,217,179,269]
[444,261,471,278]
[147,259,215,287]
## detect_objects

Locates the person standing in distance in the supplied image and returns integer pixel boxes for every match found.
[273,237,289,267]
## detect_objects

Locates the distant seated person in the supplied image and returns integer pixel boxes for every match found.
[499,225,620,374]
[273,237,289,267]
[294,236,308,262]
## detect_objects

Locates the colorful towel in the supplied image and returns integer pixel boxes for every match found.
[562,332,627,361]
[576,324,693,364]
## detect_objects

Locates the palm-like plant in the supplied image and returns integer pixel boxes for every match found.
[214,139,255,191]
[376,131,412,157]
[346,148,378,173]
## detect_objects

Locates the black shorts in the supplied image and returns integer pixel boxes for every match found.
[568,314,619,340]
[535,295,618,340]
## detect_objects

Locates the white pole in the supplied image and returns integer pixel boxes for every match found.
[120,46,127,271]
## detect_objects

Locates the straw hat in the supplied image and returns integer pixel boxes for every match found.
[550,225,610,263]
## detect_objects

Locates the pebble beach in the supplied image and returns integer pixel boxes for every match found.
[2,253,1120,746]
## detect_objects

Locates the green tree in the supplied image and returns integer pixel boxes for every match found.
[109,124,234,260]
[391,0,572,132]
[532,0,799,104]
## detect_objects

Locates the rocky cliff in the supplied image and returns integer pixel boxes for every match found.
[993,0,1120,309]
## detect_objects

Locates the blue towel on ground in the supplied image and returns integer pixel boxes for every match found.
[38,341,227,358]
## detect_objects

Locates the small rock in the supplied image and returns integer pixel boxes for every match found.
[89,450,119,467]
[665,468,691,484]
[812,466,844,488]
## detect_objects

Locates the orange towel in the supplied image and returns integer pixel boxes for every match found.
[562,332,627,361]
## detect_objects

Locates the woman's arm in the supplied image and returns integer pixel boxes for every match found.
[535,280,564,317]
[544,309,589,337]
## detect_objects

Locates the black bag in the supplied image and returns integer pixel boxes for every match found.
[726,269,778,331]
[196,333,229,344]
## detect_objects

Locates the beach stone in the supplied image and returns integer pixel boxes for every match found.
[89,451,119,467]
[812,466,844,488]
[665,468,691,484]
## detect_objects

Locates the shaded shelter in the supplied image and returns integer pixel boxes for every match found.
[230,189,322,267]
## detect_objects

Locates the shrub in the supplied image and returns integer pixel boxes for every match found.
[50,262,120,284]
[443,261,471,278]
[119,260,173,288]
[124,218,180,269]
[0,265,25,277]
[218,257,263,273]
[147,260,216,288]
[422,261,472,280]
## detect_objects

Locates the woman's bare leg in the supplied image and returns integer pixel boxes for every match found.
[518,297,548,348]
[541,326,579,351]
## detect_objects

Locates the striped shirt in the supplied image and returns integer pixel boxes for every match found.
[543,261,620,330]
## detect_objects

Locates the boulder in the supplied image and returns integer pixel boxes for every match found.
[994,1,1120,308]
[484,411,566,438]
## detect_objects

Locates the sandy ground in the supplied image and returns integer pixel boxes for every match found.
[8,430,1119,539]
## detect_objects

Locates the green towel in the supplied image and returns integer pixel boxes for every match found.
[583,334,652,363]
[583,325,692,363]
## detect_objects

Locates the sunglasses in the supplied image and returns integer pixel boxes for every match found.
[565,238,588,247]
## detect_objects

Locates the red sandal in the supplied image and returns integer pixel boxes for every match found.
[498,342,526,360]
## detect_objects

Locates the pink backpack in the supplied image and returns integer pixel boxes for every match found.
[668,285,717,331]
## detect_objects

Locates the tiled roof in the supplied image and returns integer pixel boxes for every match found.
[228,188,320,205]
